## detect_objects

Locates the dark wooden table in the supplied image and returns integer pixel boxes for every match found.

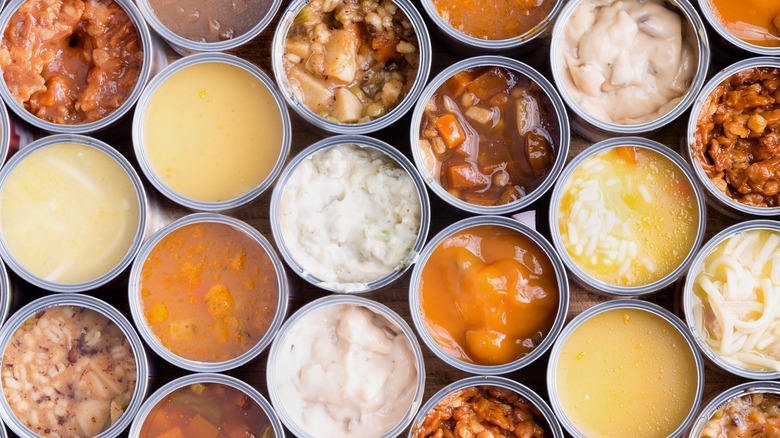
[6,0,755,436]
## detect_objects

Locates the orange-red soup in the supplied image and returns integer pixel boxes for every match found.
[418,225,559,365]
[140,222,279,362]
[419,66,558,206]
[432,0,555,40]
[139,382,273,438]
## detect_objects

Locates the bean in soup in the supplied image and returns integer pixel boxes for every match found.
[419,66,558,206]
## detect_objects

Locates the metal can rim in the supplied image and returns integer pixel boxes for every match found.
[407,215,570,375]
[127,372,286,438]
[132,52,292,212]
[0,134,149,293]
[408,55,570,215]
[269,134,431,293]
[549,0,711,135]
[0,0,156,134]
[265,294,426,438]
[685,56,780,218]
[134,0,284,53]
[127,212,290,372]
[682,219,780,380]
[546,299,705,438]
[0,294,150,438]
[270,0,432,135]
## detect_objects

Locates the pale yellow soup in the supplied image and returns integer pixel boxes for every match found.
[0,143,140,284]
[556,308,699,438]
[143,62,283,203]
[557,146,699,287]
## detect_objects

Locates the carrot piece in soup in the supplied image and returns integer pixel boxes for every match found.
[371,35,400,63]
[156,427,186,438]
[615,146,640,163]
[468,67,511,101]
[186,414,220,438]
[447,163,489,189]
[435,113,467,149]
[446,70,477,97]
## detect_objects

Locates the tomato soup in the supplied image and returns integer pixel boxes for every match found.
[139,382,273,438]
[139,221,279,363]
[431,0,555,40]
[418,224,559,366]
[707,0,780,47]
[555,307,700,438]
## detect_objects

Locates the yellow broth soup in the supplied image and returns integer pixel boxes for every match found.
[142,61,284,203]
[557,146,699,287]
[555,307,699,438]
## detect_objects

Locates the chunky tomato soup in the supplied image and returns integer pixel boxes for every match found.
[140,221,279,362]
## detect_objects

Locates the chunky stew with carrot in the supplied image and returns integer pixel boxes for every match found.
[419,66,558,206]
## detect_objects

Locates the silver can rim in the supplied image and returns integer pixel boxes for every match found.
[135,0,283,53]
[408,55,570,215]
[132,52,292,212]
[682,219,780,380]
[271,0,432,135]
[685,56,780,217]
[407,375,564,438]
[128,372,286,438]
[696,0,780,56]
[687,381,780,437]
[0,0,155,134]
[269,134,431,293]
[128,212,289,372]
[549,0,711,135]
[0,294,150,438]
[546,299,705,438]
[418,0,564,51]
[266,294,426,438]
[0,134,149,293]
[408,215,570,375]
[0,259,10,328]
[548,136,708,296]
[0,101,9,170]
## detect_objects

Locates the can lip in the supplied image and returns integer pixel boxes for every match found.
[0,294,150,438]
[418,0,564,52]
[132,52,292,212]
[128,372,286,438]
[407,376,564,438]
[0,260,10,328]
[269,134,431,294]
[134,0,283,54]
[408,215,570,375]
[682,219,780,380]
[696,0,780,56]
[0,134,148,293]
[548,136,708,296]
[0,0,155,134]
[688,381,780,437]
[266,294,426,438]
[270,0,432,135]
[0,102,9,168]
[549,0,711,135]
[685,57,780,217]
[408,55,570,215]
[546,299,705,438]
[127,212,289,373]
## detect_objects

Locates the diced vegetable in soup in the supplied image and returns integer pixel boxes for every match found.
[1,306,137,438]
[420,67,558,206]
[283,0,419,123]
[139,383,274,438]
[140,222,279,363]
[700,393,780,437]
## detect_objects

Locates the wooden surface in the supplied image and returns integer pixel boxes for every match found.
[6,0,759,436]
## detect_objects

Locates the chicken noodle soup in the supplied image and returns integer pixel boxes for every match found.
[0,141,142,287]
[690,227,780,372]
[419,66,558,207]
[277,142,422,291]
[418,224,559,366]
[556,0,696,124]
[1,306,138,437]
[282,0,419,124]
[139,220,279,363]
[556,145,700,288]
[139,382,274,438]
[0,0,142,125]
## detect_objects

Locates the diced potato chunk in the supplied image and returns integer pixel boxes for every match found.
[288,66,333,112]
[323,29,358,84]
[285,40,310,60]
[333,87,364,122]
[465,105,495,126]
